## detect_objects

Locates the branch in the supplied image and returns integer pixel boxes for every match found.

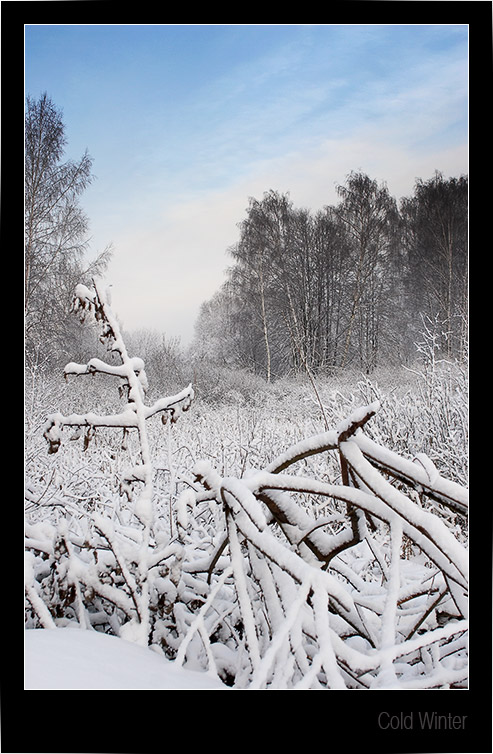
[245,469,468,593]
[43,280,194,454]
[353,433,468,515]
[43,384,194,449]
[336,401,380,442]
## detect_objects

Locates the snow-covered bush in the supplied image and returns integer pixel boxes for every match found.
[171,401,467,689]
[25,283,468,689]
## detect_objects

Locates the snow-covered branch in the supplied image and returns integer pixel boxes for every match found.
[184,401,468,688]
[44,281,194,455]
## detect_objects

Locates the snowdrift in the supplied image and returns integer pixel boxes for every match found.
[25,628,229,690]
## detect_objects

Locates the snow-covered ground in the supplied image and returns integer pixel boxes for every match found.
[25,628,230,690]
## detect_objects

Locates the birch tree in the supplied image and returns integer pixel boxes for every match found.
[25,93,111,364]
[334,172,399,372]
[229,191,294,381]
[401,172,468,358]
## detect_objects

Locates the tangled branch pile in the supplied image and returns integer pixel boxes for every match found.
[25,282,468,689]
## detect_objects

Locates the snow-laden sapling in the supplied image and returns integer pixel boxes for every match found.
[37,280,194,645]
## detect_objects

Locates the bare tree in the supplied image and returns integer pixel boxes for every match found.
[334,172,399,372]
[229,192,293,381]
[401,172,468,359]
[25,93,111,363]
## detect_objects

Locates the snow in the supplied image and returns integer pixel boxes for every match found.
[336,400,380,437]
[73,283,95,305]
[340,439,468,587]
[265,429,338,473]
[353,433,468,512]
[25,628,231,690]
[26,285,469,690]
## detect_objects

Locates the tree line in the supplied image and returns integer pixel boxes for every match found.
[193,173,467,380]
[25,93,467,384]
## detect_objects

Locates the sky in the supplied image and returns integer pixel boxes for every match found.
[24,23,468,345]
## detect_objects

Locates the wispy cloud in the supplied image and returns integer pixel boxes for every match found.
[26,24,467,342]
[106,130,466,344]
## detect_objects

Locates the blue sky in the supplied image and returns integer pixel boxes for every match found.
[25,24,468,344]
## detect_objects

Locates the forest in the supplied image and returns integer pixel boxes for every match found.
[24,93,468,691]
[194,174,467,382]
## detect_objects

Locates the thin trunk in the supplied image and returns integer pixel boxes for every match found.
[340,242,365,368]
[258,262,271,383]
